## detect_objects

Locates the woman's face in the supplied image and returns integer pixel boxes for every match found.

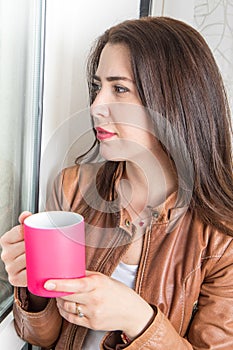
[91,43,158,161]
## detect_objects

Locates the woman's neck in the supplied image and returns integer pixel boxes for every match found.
[118,151,177,221]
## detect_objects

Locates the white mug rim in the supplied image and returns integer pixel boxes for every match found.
[24,211,84,230]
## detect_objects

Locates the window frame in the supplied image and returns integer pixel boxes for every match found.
[0,0,46,334]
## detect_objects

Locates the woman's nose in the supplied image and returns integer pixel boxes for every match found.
[91,102,110,119]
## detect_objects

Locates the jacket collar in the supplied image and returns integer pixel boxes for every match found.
[113,162,189,236]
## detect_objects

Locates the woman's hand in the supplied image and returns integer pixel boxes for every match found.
[0,211,32,287]
[44,271,154,338]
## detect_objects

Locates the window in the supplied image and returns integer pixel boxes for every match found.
[0,0,45,338]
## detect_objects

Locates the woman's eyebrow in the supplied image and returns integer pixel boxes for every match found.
[93,74,134,83]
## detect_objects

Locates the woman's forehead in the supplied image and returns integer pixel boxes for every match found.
[95,43,133,79]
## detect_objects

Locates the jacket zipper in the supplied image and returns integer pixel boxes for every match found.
[134,224,152,295]
[135,210,163,295]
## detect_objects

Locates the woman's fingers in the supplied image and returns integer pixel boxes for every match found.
[1,240,25,261]
[56,298,75,314]
[8,268,27,287]
[18,211,32,224]
[44,271,99,294]
[52,271,154,336]
[0,225,23,247]
[56,299,90,327]
[0,211,31,287]
[5,252,26,276]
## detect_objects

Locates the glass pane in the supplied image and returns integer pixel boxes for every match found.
[0,0,45,319]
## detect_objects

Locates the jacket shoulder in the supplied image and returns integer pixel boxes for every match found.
[62,162,105,189]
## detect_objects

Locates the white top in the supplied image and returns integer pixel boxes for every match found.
[82,261,138,349]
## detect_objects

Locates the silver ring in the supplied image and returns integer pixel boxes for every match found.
[76,303,84,318]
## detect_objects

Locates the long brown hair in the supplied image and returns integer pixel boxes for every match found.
[77,16,233,236]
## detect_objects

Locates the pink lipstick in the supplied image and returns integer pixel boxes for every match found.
[95,127,116,141]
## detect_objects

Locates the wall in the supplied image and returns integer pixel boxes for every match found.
[152,0,233,119]
[39,0,141,209]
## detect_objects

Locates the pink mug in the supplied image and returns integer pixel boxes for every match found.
[24,211,85,297]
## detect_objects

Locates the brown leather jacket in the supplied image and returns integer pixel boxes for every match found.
[13,163,233,349]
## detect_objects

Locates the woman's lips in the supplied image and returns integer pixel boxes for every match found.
[95,127,116,140]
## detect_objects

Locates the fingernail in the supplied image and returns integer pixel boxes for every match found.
[44,282,56,290]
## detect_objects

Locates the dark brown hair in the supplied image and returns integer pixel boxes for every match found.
[78,16,233,235]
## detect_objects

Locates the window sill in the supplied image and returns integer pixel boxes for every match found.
[0,310,26,349]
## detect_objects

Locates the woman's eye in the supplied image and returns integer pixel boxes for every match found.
[91,82,101,93]
[114,85,129,94]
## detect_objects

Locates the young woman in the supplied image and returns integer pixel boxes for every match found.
[1,16,233,349]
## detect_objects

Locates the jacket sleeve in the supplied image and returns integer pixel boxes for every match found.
[187,238,233,349]
[46,166,81,212]
[46,170,65,211]
[13,287,62,348]
[102,308,192,350]
[102,238,233,350]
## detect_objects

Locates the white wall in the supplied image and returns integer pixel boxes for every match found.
[152,0,195,25]
[151,0,233,119]
[42,0,141,149]
[39,0,140,209]
[193,0,233,116]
